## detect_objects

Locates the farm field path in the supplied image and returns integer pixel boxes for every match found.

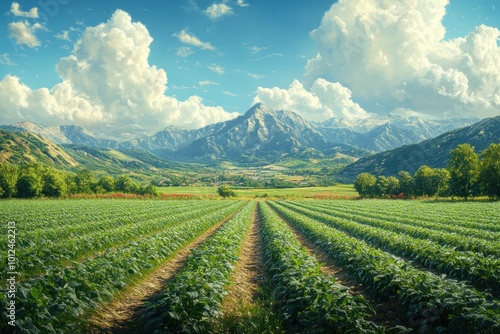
[86,211,236,333]
[221,207,265,314]
[270,205,405,330]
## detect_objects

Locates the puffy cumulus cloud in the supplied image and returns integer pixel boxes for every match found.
[306,0,500,119]
[163,95,236,129]
[0,10,237,139]
[174,30,215,50]
[204,3,233,20]
[10,2,38,18]
[0,75,105,126]
[8,21,44,48]
[253,78,371,123]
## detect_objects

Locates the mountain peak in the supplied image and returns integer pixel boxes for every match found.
[245,102,273,116]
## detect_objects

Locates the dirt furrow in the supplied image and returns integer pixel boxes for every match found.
[86,214,234,333]
[220,206,265,315]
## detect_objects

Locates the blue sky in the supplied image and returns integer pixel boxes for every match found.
[1,0,499,139]
[1,0,334,112]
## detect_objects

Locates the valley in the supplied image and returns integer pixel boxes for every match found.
[1,103,494,187]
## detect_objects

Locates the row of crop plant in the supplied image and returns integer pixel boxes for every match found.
[306,200,500,240]
[0,201,244,333]
[292,200,499,256]
[269,201,500,333]
[1,199,498,333]
[137,202,256,333]
[281,201,499,292]
[1,201,234,279]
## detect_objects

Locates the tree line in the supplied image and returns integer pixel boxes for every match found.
[0,163,158,199]
[354,143,500,200]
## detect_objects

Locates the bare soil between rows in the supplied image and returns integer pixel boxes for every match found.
[220,206,265,315]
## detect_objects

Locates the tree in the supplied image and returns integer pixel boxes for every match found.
[386,176,400,196]
[65,173,78,194]
[115,175,138,193]
[414,165,438,197]
[75,169,96,194]
[97,175,115,193]
[478,143,500,200]
[137,184,159,196]
[217,185,236,198]
[398,171,413,197]
[42,169,67,197]
[0,163,19,198]
[375,176,390,197]
[354,173,377,198]
[447,144,479,201]
[432,168,450,198]
[17,173,43,198]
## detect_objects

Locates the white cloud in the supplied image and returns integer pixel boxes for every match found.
[254,79,371,123]
[248,45,267,55]
[223,91,237,97]
[0,10,237,139]
[250,53,283,61]
[305,0,500,119]
[236,0,249,7]
[55,30,71,41]
[176,46,193,57]
[8,21,44,48]
[174,29,215,50]
[209,64,225,74]
[199,80,219,86]
[0,75,105,126]
[10,2,38,18]
[248,73,265,79]
[0,54,16,66]
[204,4,233,20]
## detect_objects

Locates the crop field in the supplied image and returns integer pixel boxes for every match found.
[158,184,357,198]
[0,199,499,333]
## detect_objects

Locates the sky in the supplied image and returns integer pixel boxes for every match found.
[0,0,499,140]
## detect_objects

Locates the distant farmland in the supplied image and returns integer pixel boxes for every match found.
[158,184,357,197]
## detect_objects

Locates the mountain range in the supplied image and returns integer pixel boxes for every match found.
[338,115,500,181]
[1,103,477,156]
[1,103,498,181]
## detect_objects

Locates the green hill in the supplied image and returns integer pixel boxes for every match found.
[337,115,500,181]
[0,129,78,168]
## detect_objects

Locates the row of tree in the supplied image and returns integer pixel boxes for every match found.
[354,143,500,200]
[0,163,158,199]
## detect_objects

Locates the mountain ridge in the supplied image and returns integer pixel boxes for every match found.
[337,115,500,181]
[1,104,478,155]
[0,103,489,169]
